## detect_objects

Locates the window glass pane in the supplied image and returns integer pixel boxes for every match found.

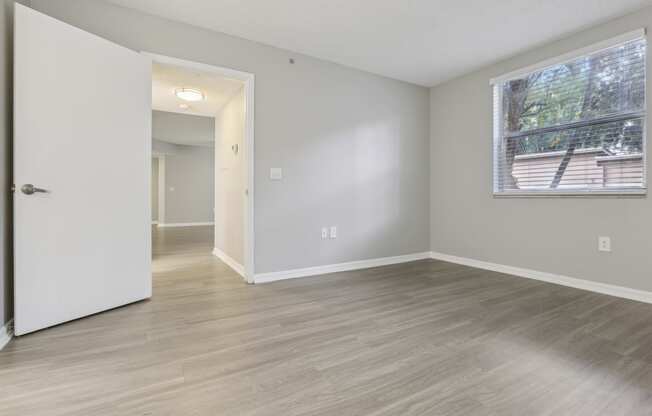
[503,118,644,190]
[507,118,644,156]
[494,36,647,194]
[502,39,646,135]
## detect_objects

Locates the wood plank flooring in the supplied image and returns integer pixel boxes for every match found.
[1,226,652,415]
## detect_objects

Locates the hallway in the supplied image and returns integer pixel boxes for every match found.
[152,224,246,301]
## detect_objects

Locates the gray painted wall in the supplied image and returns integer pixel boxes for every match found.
[430,7,652,292]
[152,138,178,155]
[215,88,244,265]
[152,110,215,146]
[151,157,158,222]
[30,0,430,274]
[163,145,214,224]
[152,112,215,225]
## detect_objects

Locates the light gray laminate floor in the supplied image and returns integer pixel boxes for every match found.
[1,226,652,415]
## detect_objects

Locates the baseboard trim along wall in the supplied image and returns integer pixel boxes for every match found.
[0,319,14,351]
[158,222,214,228]
[254,252,432,284]
[212,247,245,278]
[430,251,652,304]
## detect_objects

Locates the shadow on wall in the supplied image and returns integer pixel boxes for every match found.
[261,116,415,270]
[1,0,17,327]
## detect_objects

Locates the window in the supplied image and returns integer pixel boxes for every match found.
[492,31,647,195]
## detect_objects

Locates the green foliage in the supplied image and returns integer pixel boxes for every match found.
[503,39,645,156]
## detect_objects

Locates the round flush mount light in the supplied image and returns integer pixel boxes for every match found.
[175,87,205,102]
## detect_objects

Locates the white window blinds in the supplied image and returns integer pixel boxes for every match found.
[493,33,647,195]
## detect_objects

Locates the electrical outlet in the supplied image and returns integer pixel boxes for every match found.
[598,236,611,252]
[321,227,328,240]
[330,226,337,239]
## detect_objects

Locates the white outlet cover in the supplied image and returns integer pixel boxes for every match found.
[270,168,283,180]
[598,236,611,252]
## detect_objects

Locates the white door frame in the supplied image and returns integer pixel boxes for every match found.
[144,52,255,284]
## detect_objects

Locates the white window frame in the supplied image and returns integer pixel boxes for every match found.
[491,29,647,197]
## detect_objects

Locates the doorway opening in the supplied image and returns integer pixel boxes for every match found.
[147,54,255,284]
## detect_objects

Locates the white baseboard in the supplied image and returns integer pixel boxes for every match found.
[0,319,13,351]
[254,252,432,284]
[430,251,652,304]
[213,247,245,278]
[158,222,214,228]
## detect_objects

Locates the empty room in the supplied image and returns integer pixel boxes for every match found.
[2,1,652,415]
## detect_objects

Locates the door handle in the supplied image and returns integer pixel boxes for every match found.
[21,184,48,195]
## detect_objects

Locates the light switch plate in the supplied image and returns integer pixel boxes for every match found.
[330,226,337,239]
[270,168,283,180]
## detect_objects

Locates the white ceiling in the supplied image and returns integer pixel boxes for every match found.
[109,0,652,86]
[152,61,243,117]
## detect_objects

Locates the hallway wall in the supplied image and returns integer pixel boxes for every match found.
[162,145,214,225]
[214,88,245,265]
[152,111,215,226]
[151,157,158,222]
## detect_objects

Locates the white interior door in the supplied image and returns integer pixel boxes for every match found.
[13,5,151,335]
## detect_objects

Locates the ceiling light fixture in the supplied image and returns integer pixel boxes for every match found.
[175,87,204,102]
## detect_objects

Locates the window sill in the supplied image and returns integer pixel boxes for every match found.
[493,189,647,198]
